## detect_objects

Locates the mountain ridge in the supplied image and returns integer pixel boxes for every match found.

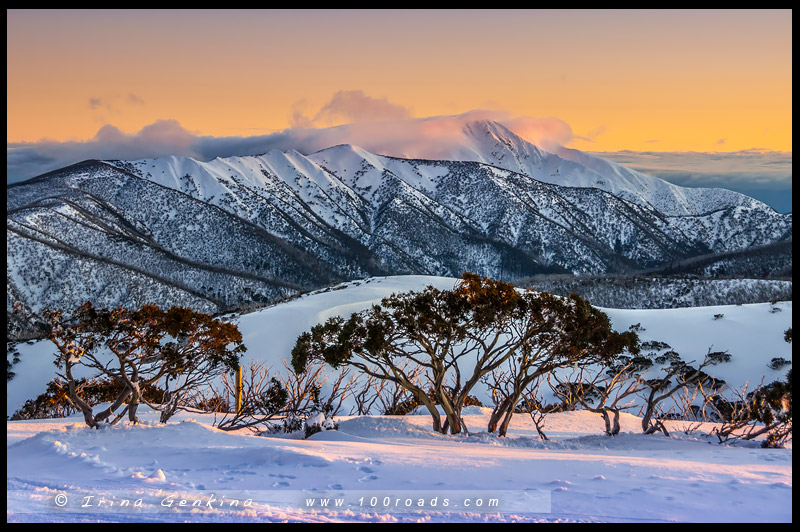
[6,120,791,326]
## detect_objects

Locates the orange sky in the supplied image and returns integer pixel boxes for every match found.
[6,9,792,152]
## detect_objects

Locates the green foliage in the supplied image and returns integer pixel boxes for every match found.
[71,302,245,377]
[710,369,791,448]
[755,370,792,427]
[654,350,681,365]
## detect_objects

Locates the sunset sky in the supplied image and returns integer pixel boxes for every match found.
[6,9,793,210]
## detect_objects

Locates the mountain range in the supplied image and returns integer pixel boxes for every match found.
[6,120,792,330]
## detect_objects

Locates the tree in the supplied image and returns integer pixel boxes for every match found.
[294,273,523,434]
[16,301,245,428]
[483,368,555,440]
[703,371,792,448]
[350,361,421,416]
[292,273,637,435]
[549,359,649,436]
[484,293,639,436]
[639,348,730,436]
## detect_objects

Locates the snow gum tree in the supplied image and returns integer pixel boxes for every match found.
[17,301,245,428]
[639,348,730,436]
[484,292,639,436]
[291,273,638,435]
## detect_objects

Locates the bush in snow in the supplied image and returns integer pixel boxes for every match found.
[706,370,792,448]
[302,410,338,439]
[12,301,244,428]
[351,365,421,416]
[654,350,682,365]
[6,342,22,382]
[210,361,288,432]
[640,340,670,351]
[10,378,166,421]
[768,357,792,371]
[639,348,732,436]
[278,359,356,421]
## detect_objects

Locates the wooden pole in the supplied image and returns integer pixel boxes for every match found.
[235,365,243,415]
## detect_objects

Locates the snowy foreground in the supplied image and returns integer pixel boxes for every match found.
[7,276,792,522]
[6,408,792,522]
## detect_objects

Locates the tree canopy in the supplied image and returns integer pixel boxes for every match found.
[20,301,245,427]
[292,273,638,434]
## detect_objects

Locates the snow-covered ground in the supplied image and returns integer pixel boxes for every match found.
[6,408,792,522]
[6,276,792,522]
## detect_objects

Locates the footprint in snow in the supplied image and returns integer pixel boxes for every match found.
[357,466,375,474]
[269,473,297,479]
[358,475,379,483]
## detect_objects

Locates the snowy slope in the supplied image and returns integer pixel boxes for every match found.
[423,119,770,216]
[108,139,790,274]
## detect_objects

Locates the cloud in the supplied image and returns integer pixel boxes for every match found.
[92,119,197,157]
[7,119,204,181]
[500,115,574,150]
[6,109,576,183]
[7,89,791,212]
[88,93,146,114]
[574,125,607,143]
[595,149,793,212]
[291,90,412,128]
[595,150,792,184]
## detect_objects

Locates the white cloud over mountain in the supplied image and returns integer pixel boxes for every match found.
[6,101,791,212]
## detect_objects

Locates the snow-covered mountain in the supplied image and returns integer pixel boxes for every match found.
[391,119,767,216]
[6,120,792,321]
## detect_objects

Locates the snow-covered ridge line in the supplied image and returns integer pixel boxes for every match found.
[7,121,791,324]
[106,119,776,218]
